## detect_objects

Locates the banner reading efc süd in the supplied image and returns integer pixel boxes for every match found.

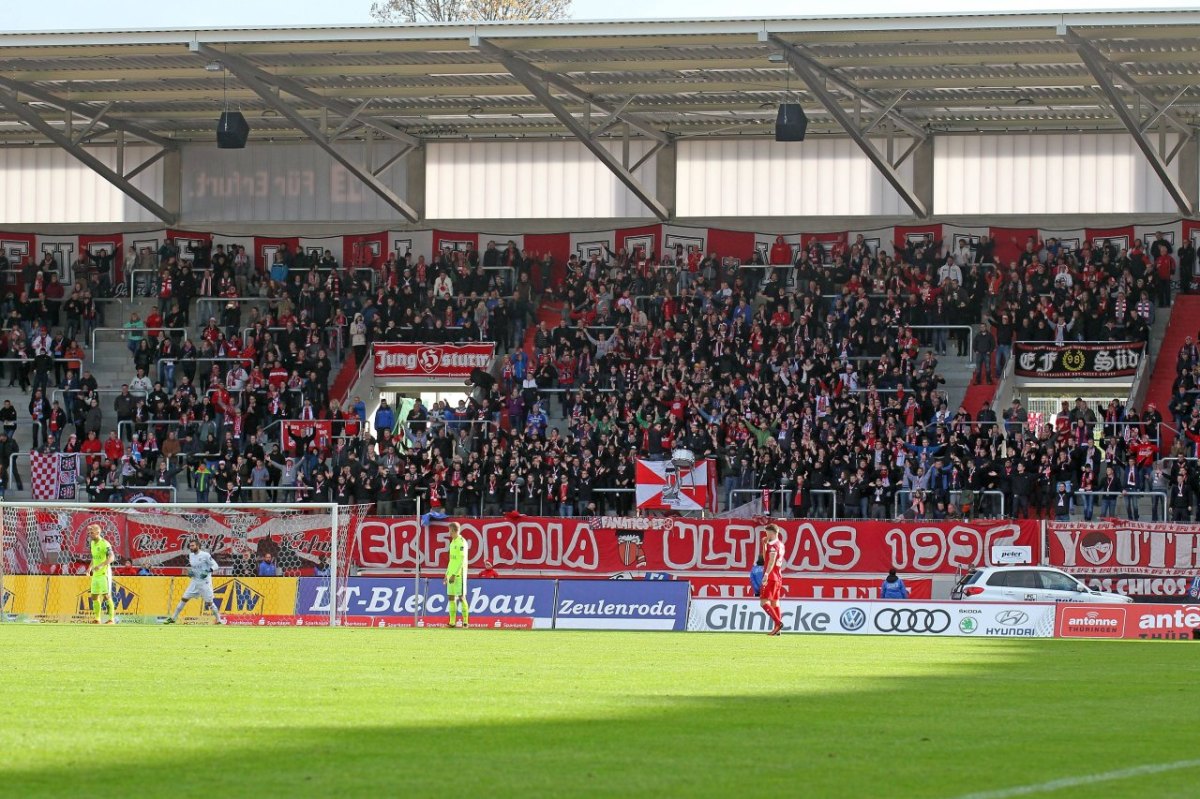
[294,577,556,628]
[688,599,1057,638]
[1013,341,1145,379]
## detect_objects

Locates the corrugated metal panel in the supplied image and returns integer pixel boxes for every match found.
[0,144,163,224]
[180,141,410,222]
[426,140,656,219]
[676,138,912,217]
[934,133,1180,214]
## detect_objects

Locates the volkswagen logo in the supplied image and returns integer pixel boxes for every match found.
[874,608,952,634]
[840,607,867,632]
[995,610,1029,627]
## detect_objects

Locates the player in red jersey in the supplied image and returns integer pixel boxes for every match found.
[760,524,786,636]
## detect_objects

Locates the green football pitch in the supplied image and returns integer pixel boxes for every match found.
[0,627,1196,798]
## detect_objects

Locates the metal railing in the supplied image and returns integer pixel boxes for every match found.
[239,324,346,357]
[50,387,131,407]
[729,488,842,520]
[118,484,178,502]
[117,419,189,440]
[91,327,189,361]
[1072,491,1169,520]
[895,489,1006,519]
[888,325,975,359]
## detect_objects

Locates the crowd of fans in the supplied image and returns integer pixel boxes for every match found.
[0,230,1182,522]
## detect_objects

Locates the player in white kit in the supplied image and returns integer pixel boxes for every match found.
[164,540,225,624]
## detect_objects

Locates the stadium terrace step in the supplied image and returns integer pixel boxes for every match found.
[1144,294,1200,449]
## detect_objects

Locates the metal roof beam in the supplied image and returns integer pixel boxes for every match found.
[0,88,175,224]
[209,54,420,222]
[769,36,927,142]
[0,75,173,148]
[1061,29,1191,137]
[479,39,669,220]
[771,36,928,217]
[475,39,670,145]
[196,43,420,148]
[1063,27,1193,215]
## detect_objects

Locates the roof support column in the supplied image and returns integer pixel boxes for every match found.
[405,143,427,223]
[1178,135,1200,213]
[655,141,677,220]
[912,136,935,218]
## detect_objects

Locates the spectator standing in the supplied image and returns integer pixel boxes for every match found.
[880,569,910,599]
[256,552,278,577]
[972,324,995,384]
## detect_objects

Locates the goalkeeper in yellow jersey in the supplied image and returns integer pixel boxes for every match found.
[86,524,117,624]
[444,523,469,628]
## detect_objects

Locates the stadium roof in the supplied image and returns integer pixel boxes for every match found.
[3,10,1200,219]
[1,10,1199,144]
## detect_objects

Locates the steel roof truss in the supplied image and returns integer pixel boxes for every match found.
[204,49,420,222]
[1064,28,1193,215]
[772,37,928,217]
[475,38,670,145]
[0,89,175,224]
[479,38,669,220]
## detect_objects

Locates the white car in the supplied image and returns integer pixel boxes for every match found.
[951,566,1133,604]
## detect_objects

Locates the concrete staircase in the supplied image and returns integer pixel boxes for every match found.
[939,352,977,414]
[6,295,157,501]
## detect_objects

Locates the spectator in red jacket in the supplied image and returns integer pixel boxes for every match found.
[102,430,124,462]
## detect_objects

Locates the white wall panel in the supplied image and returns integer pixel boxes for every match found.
[676,138,912,217]
[426,140,656,219]
[0,145,164,224]
[181,141,410,223]
[934,133,1179,215]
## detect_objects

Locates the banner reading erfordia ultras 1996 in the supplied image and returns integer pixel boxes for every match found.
[1013,341,1145,379]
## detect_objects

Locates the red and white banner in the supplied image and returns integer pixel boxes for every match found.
[30,452,82,501]
[1055,603,1200,641]
[1047,521,1200,577]
[373,342,495,379]
[281,419,333,452]
[354,517,1040,576]
[688,576,933,600]
[635,458,713,512]
[2,508,336,574]
[1,221,1189,288]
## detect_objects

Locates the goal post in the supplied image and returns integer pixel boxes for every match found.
[0,502,368,626]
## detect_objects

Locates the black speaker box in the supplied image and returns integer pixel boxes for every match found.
[217,111,250,149]
[775,103,808,142]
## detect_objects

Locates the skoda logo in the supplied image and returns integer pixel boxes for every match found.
[840,607,867,632]
[996,610,1029,627]
[959,617,978,634]
[875,609,952,634]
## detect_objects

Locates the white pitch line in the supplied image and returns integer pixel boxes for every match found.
[951,759,1200,799]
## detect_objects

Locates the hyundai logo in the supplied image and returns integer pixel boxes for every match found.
[995,610,1030,627]
[840,607,867,632]
[874,609,952,634]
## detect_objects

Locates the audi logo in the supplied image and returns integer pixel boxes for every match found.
[874,609,952,634]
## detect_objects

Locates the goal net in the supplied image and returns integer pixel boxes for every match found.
[0,503,368,626]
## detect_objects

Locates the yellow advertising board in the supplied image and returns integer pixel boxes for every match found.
[1,576,298,621]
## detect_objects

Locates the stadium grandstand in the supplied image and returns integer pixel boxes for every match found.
[1,9,1199,527]
[7,11,1200,797]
